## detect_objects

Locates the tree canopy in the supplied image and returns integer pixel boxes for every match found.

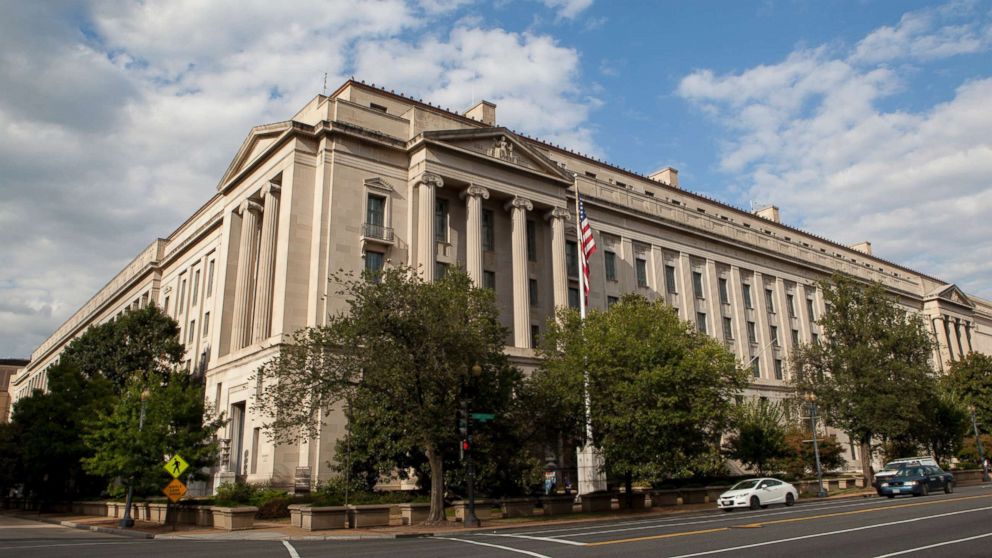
[944,352,992,432]
[723,398,790,476]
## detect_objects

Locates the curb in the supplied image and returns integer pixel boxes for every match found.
[25,515,155,539]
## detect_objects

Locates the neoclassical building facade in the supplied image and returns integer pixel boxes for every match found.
[12,80,992,488]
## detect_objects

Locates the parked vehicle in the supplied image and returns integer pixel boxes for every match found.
[873,456,939,487]
[717,478,799,511]
[875,465,954,498]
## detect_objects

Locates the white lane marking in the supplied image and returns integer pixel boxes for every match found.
[483,533,587,546]
[872,532,992,557]
[0,541,146,550]
[439,537,554,557]
[283,540,302,558]
[663,505,992,558]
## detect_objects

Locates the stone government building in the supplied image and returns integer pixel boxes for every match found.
[11,80,991,489]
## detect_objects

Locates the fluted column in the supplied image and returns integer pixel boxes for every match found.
[729,266,749,359]
[231,199,262,351]
[252,183,281,343]
[417,173,444,281]
[548,207,570,309]
[506,196,533,347]
[462,184,489,284]
[943,316,956,362]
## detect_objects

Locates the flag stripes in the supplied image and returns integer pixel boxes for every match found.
[579,200,597,297]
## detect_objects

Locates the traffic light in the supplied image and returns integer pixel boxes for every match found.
[458,400,468,437]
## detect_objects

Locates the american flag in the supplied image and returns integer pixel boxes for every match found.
[579,200,597,297]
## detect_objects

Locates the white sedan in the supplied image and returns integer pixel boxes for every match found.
[717,478,798,511]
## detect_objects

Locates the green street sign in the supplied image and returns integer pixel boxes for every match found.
[165,454,189,479]
[470,413,495,422]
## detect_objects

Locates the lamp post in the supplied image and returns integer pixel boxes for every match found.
[120,388,151,528]
[804,393,828,498]
[968,404,990,482]
[462,363,482,528]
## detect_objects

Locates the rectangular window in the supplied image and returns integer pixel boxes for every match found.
[636,258,648,288]
[215,382,223,410]
[696,312,707,334]
[774,359,784,380]
[434,262,448,279]
[665,265,677,294]
[751,358,761,378]
[482,209,495,251]
[765,288,775,313]
[191,269,201,306]
[787,293,796,318]
[792,329,800,347]
[770,325,779,346]
[723,317,733,340]
[604,250,617,281]
[719,278,729,304]
[529,278,538,306]
[206,259,215,297]
[747,321,757,344]
[188,320,196,343]
[812,332,820,345]
[742,283,753,309]
[607,296,619,307]
[365,250,385,280]
[566,240,578,277]
[203,312,210,334]
[163,296,170,315]
[568,287,579,309]
[434,199,448,242]
[526,219,537,261]
[369,102,388,113]
[483,270,496,291]
[692,271,704,299]
[530,324,540,347]
[367,194,386,227]
[807,297,816,322]
[178,277,187,310]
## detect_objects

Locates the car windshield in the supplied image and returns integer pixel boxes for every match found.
[730,480,761,490]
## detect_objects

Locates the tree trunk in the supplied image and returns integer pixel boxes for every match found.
[859,438,873,488]
[425,447,446,524]
[624,471,633,509]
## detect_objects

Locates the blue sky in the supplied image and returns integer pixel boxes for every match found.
[1,0,991,357]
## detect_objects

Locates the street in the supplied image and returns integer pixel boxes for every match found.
[1,485,990,558]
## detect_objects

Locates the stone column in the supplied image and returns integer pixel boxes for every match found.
[954,318,966,358]
[252,183,281,343]
[231,199,262,351]
[548,207,571,309]
[797,283,814,343]
[752,272,772,379]
[943,316,956,363]
[417,173,444,281]
[462,184,489,284]
[729,266,749,359]
[506,196,533,348]
[704,260,722,340]
[677,253,694,322]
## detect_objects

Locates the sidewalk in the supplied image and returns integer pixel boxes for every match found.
[4,490,878,541]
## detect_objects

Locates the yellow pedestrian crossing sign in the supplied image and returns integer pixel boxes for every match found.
[165,454,189,478]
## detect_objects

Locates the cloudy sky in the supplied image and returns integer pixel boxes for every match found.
[2,0,991,358]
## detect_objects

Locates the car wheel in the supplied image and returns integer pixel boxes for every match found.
[785,493,795,507]
[944,482,954,494]
[919,484,929,497]
[887,494,895,499]
[722,508,733,513]
[749,496,760,510]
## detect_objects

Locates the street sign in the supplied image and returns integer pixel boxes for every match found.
[470,412,495,422]
[163,478,187,503]
[165,454,189,479]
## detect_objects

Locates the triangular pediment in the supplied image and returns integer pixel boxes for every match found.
[927,284,975,309]
[217,121,293,191]
[421,128,573,185]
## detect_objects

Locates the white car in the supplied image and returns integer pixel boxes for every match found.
[717,478,799,511]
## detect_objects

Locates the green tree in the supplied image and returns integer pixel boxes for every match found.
[254,267,510,523]
[61,305,184,393]
[538,294,749,498]
[723,399,790,475]
[772,427,846,479]
[791,274,936,487]
[944,352,992,432]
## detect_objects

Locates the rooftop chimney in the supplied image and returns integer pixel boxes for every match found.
[464,100,496,126]
[754,205,781,223]
[649,167,679,188]
[850,241,872,256]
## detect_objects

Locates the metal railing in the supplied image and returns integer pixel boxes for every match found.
[362,223,394,242]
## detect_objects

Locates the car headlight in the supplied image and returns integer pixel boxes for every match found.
[906,481,917,486]
[880,482,889,487]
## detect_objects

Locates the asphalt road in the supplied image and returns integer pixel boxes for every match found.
[2,484,989,558]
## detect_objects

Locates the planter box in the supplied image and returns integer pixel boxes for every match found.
[298,506,348,531]
[147,503,169,524]
[397,503,430,525]
[679,488,709,504]
[72,502,108,517]
[541,495,576,515]
[580,492,614,513]
[106,502,124,519]
[347,504,392,528]
[288,504,304,528]
[650,490,679,507]
[194,505,214,527]
[451,499,493,522]
[211,506,257,531]
[500,497,537,518]
[618,492,646,509]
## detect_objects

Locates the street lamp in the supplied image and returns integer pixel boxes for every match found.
[120,388,151,528]
[967,404,990,483]
[462,362,483,528]
[804,393,828,498]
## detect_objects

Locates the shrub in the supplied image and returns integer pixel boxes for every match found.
[312,477,428,506]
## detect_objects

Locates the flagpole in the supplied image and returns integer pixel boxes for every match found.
[573,175,586,320]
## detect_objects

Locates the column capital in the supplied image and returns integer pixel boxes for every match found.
[262,182,281,198]
[504,196,533,212]
[546,206,571,221]
[238,199,263,215]
[461,184,490,200]
[418,172,444,189]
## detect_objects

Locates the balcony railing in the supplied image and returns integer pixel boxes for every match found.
[362,223,394,243]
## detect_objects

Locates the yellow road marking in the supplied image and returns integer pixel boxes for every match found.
[585,493,988,546]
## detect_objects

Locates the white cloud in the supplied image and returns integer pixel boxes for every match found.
[850,2,992,64]
[678,4,992,299]
[0,0,599,357]
[542,0,594,21]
